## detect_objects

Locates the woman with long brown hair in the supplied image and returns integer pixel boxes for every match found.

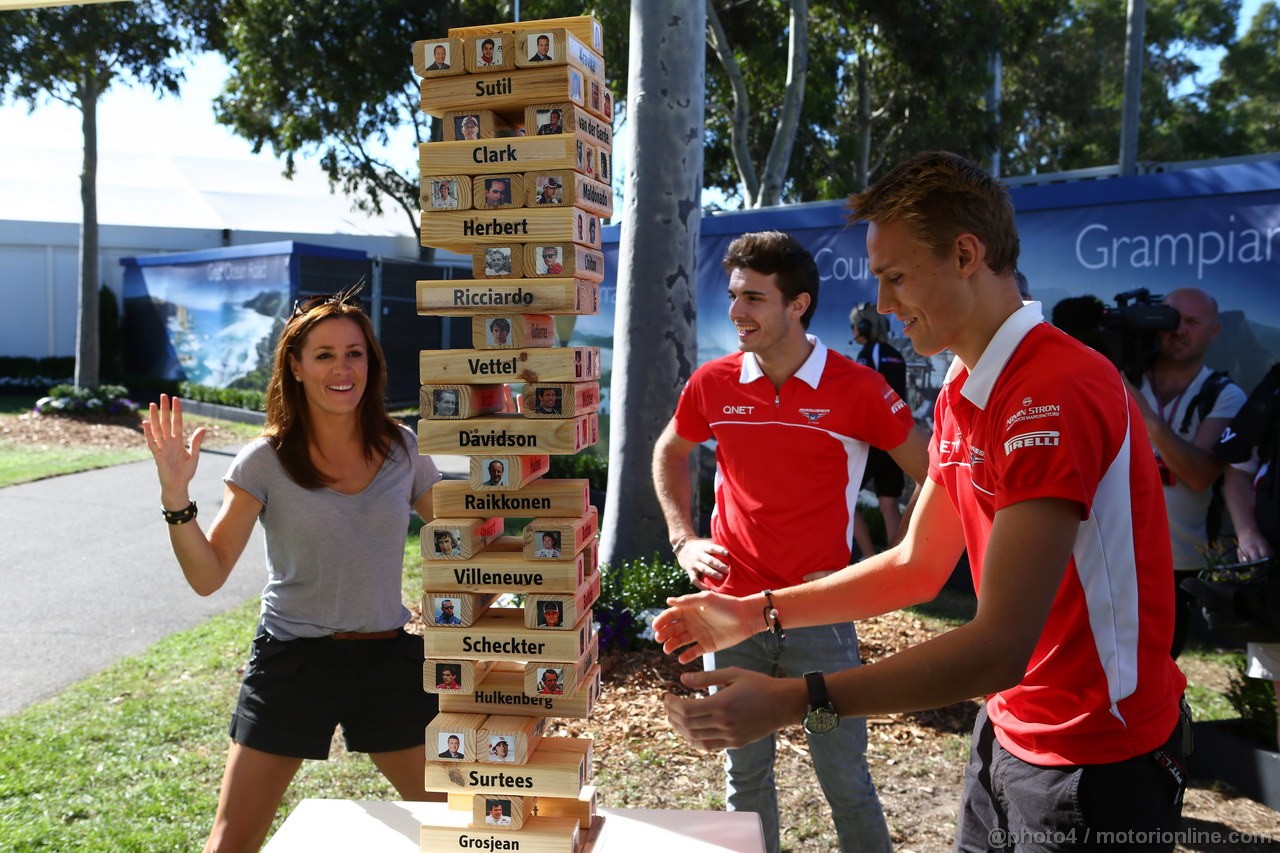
[143,286,442,851]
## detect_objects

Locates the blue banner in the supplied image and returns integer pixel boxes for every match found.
[596,159,1280,408]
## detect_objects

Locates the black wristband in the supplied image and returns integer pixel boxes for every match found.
[162,501,198,525]
[761,589,785,640]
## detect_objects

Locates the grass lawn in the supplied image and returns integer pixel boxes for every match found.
[0,400,262,488]
[0,530,425,852]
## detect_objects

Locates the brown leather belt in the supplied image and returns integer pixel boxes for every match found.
[331,629,400,640]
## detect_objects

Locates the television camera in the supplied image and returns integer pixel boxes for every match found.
[1051,288,1180,383]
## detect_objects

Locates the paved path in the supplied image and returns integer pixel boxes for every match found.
[0,446,469,717]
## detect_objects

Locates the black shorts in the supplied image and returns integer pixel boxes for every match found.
[228,627,437,760]
[861,448,905,498]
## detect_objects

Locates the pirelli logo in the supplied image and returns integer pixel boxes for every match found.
[1004,431,1060,453]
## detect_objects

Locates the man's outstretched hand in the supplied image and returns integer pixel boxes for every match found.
[663,667,805,750]
[652,590,759,665]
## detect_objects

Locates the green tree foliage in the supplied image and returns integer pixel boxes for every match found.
[1192,1,1280,154]
[0,3,191,388]
[999,0,1242,173]
[198,1,631,240]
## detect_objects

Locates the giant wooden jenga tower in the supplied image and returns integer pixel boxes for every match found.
[412,15,612,853]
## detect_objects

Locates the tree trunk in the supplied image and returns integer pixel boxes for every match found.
[706,0,759,204]
[75,68,101,390]
[856,49,870,190]
[599,0,706,566]
[756,0,808,206]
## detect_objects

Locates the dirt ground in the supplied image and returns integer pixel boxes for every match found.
[13,412,1280,851]
[0,409,250,450]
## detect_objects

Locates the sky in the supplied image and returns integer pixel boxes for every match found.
[0,0,1263,225]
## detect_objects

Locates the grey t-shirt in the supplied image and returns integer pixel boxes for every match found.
[225,425,441,639]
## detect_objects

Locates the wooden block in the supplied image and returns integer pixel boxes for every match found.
[421,812,580,852]
[413,37,466,78]
[522,243,604,283]
[571,140,598,186]
[419,413,599,457]
[523,103,612,152]
[570,208,601,250]
[450,15,603,56]
[422,607,591,662]
[597,146,613,187]
[524,169,572,208]
[523,508,598,560]
[423,175,472,211]
[432,479,590,520]
[522,170,610,217]
[534,736,594,782]
[470,245,525,279]
[424,735,590,798]
[425,658,495,695]
[417,277,600,317]
[569,172,612,218]
[423,517,505,560]
[441,663,601,719]
[471,314,555,349]
[421,137,578,178]
[567,105,612,151]
[470,174,526,211]
[471,794,532,830]
[524,631,599,697]
[421,65,588,118]
[533,786,597,830]
[427,712,488,763]
[480,714,547,765]
[424,535,587,594]
[583,77,609,122]
[420,208,597,253]
[468,455,551,491]
[420,384,507,419]
[443,109,514,142]
[523,103,571,139]
[520,381,600,419]
[423,591,498,628]
[465,32,517,74]
[523,570,600,630]
[513,28,604,83]
[419,348,601,385]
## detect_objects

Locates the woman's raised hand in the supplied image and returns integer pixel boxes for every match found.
[142,395,206,504]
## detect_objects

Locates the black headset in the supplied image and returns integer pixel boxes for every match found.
[853,303,875,339]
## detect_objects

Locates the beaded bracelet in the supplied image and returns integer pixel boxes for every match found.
[161,501,198,525]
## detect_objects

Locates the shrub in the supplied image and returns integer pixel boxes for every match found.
[1225,653,1279,750]
[0,356,75,396]
[34,383,139,417]
[596,553,695,652]
[177,382,267,412]
[548,448,607,492]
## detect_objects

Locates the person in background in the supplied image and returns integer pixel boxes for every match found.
[143,285,444,852]
[1215,363,1280,749]
[1131,287,1246,657]
[849,302,912,555]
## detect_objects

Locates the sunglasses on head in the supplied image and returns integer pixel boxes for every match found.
[291,281,366,319]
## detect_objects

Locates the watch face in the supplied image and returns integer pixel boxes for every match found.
[804,705,840,735]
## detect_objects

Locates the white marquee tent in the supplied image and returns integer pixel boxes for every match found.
[0,142,430,359]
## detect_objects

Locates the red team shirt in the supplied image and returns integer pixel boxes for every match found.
[673,337,914,598]
[930,304,1185,766]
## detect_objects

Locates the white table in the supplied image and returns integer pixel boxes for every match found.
[263,799,765,852]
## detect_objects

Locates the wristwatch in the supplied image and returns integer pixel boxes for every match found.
[802,671,839,735]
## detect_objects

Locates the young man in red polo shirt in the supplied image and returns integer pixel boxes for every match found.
[652,230,928,852]
[655,153,1188,850]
